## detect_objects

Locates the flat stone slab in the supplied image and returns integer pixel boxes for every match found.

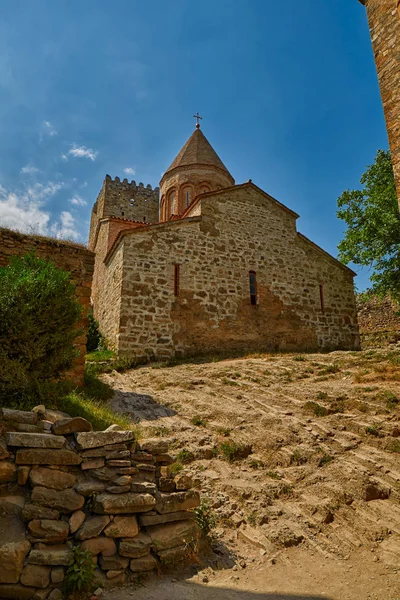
[29,467,76,491]
[147,520,200,552]
[104,516,139,538]
[0,462,16,484]
[119,533,152,559]
[139,510,195,527]
[22,504,59,523]
[28,520,69,543]
[0,583,36,599]
[138,438,168,454]
[130,555,157,573]
[51,417,92,435]
[2,409,38,425]
[75,431,134,450]
[6,433,65,449]
[76,515,110,540]
[16,449,81,465]
[94,493,155,514]
[29,545,73,566]
[31,487,84,513]
[155,490,200,514]
[0,535,30,584]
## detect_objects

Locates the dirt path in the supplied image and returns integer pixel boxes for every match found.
[101,348,400,599]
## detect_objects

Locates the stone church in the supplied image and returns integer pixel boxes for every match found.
[89,124,360,359]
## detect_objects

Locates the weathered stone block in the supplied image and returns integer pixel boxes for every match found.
[104,516,138,538]
[50,566,65,583]
[99,555,129,571]
[147,520,200,552]
[139,510,195,527]
[0,540,31,584]
[74,480,106,496]
[0,583,36,599]
[28,545,72,566]
[6,433,65,449]
[138,438,168,454]
[0,440,9,460]
[15,449,81,466]
[80,536,117,557]
[131,482,157,494]
[155,490,200,514]
[51,417,92,435]
[75,431,134,449]
[105,485,131,494]
[69,510,86,534]
[174,473,193,490]
[20,565,51,589]
[2,409,38,425]
[119,533,152,558]
[31,486,84,513]
[22,504,59,523]
[17,466,30,486]
[81,458,105,470]
[76,515,110,540]
[28,520,69,543]
[93,492,155,514]
[129,554,157,573]
[158,477,176,493]
[29,467,76,490]
[0,462,16,483]
[157,544,187,565]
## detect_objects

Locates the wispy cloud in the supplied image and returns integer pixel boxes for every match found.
[50,211,79,240]
[21,165,39,175]
[43,120,57,136]
[69,195,87,207]
[123,167,136,176]
[63,144,98,162]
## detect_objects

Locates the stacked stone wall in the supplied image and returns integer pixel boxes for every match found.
[0,228,94,386]
[363,0,400,208]
[0,407,200,599]
[357,295,400,347]
[105,185,359,359]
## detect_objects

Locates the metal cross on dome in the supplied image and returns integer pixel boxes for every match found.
[193,112,203,128]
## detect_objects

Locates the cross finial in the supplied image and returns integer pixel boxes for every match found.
[193,112,203,129]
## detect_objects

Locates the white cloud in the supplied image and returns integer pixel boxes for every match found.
[69,195,87,207]
[123,167,136,176]
[50,211,79,241]
[26,182,64,202]
[64,144,98,162]
[43,120,57,136]
[21,165,39,175]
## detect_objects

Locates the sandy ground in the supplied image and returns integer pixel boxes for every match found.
[100,348,400,600]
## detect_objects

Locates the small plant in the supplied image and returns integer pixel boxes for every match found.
[219,440,252,463]
[266,471,282,480]
[316,391,328,400]
[247,511,257,526]
[176,449,195,464]
[292,355,306,362]
[378,390,399,410]
[303,401,328,417]
[366,424,383,438]
[191,415,207,427]
[216,426,231,437]
[64,546,96,598]
[149,425,170,437]
[193,499,216,535]
[86,311,104,352]
[248,459,264,470]
[388,440,400,453]
[318,453,334,467]
[320,363,341,375]
[170,462,183,477]
[290,448,308,466]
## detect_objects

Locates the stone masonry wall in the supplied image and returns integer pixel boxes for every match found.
[0,228,94,386]
[109,185,359,359]
[357,295,400,347]
[364,0,400,208]
[0,407,200,599]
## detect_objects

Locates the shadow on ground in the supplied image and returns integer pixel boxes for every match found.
[108,390,176,422]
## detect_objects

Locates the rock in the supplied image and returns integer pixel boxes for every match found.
[31,487,84,513]
[2,409,38,425]
[32,589,52,600]
[42,410,70,424]
[0,540,31,584]
[11,423,44,434]
[139,510,195,527]
[155,490,200,514]
[16,449,81,466]
[81,448,108,458]
[147,520,200,552]
[0,440,9,460]
[32,405,46,417]
[119,533,152,558]
[94,493,155,514]
[106,569,124,579]
[20,565,51,589]
[157,544,187,565]
[74,480,107,496]
[104,425,123,432]
[28,520,69,543]
[0,584,36,599]
[104,516,138,538]
[112,475,132,486]
[29,545,73,566]
[51,567,65,584]
[48,590,63,600]
[75,431,134,450]
[131,452,153,463]
[106,450,130,460]
[6,433,65,449]
[138,439,168,454]
[131,482,157,494]
[17,466,30,486]
[158,478,176,493]
[90,468,119,481]
[81,458,105,470]
[130,555,157,572]
[0,496,25,515]
[105,485,131,494]
[175,474,193,490]
[99,555,129,570]
[51,417,92,435]
[106,460,131,468]
[81,537,117,557]
[29,467,76,490]
[76,516,110,540]
[153,454,174,464]
[364,483,391,501]
[22,504,59,523]
[0,462,16,483]
[69,510,86,534]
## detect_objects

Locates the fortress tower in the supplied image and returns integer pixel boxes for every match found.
[358,0,400,208]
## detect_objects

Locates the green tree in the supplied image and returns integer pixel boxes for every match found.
[0,253,82,405]
[337,149,400,301]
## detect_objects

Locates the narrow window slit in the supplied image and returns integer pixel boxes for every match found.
[174,264,180,297]
[249,271,257,306]
[319,284,325,313]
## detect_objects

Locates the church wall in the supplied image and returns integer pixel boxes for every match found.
[111,186,359,359]
[363,0,400,208]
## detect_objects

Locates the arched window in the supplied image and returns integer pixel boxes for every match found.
[160,196,166,221]
[181,185,193,211]
[167,190,176,217]
[249,271,257,306]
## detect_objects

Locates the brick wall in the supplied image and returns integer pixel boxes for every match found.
[0,228,94,386]
[101,184,359,358]
[363,0,400,208]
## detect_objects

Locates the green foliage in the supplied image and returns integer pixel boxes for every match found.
[0,254,82,405]
[219,440,252,463]
[366,424,383,438]
[318,453,334,467]
[86,311,103,352]
[169,462,184,477]
[290,448,308,466]
[86,349,116,362]
[377,390,399,410]
[337,149,400,301]
[191,415,207,427]
[266,471,282,480]
[64,546,96,597]
[303,401,328,417]
[193,499,216,535]
[292,355,306,362]
[316,391,329,400]
[176,449,195,464]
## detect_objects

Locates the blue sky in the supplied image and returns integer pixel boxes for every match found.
[0,0,388,291]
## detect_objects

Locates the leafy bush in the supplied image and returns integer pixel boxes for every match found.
[219,440,252,462]
[86,311,103,352]
[191,415,207,427]
[193,499,216,535]
[0,254,82,405]
[64,546,96,598]
[303,401,328,417]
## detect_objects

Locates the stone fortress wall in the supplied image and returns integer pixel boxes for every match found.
[0,407,200,599]
[0,228,94,386]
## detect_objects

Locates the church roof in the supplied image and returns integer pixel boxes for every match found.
[163,128,232,177]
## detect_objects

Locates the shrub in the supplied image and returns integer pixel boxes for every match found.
[64,546,96,598]
[0,254,82,405]
[86,311,103,352]
[303,401,328,417]
[366,425,383,437]
[193,499,216,535]
[219,440,252,462]
[191,415,207,427]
